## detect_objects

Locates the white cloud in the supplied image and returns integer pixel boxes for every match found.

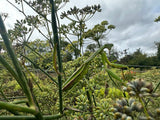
[0,0,160,55]
[98,0,160,54]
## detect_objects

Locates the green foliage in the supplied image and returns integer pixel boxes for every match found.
[86,43,97,52]
[84,20,115,47]
[155,16,160,22]
[120,48,150,67]
[128,49,147,65]
[107,87,129,99]
[120,45,160,67]
[94,98,113,119]
[123,70,136,81]
[156,42,160,61]
[122,79,160,119]
[0,1,160,120]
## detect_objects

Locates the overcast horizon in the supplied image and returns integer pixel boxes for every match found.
[0,0,160,56]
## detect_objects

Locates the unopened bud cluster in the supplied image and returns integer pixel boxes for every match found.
[112,98,143,120]
[123,79,159,98]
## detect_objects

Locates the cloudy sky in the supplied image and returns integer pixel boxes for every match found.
[1,0,160,55]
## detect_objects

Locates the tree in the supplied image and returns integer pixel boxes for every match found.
[26,39,51,67]
[65,41,80,58]
[62,51,72,62]
[120,48,148,66]
[155,42,160,61]
[108,48,119,62]
[154,17,160,65]
[120,54,133,65]
[60,40,73,62]
[86,43,97,52]
[129,49,148,65]
[154,16,160,22]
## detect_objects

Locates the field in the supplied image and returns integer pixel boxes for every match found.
[0,1,160,120]
[0,54,160,119]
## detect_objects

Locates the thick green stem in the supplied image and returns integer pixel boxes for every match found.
[86,90,94,119]
[0,15,43,120]
[92,94,97,106]
[0,89,9,102]
[79,21,83,54]
[139,97,149,118]
[0,101,38,115]
[0,101,44,119]
[11,100,28,104]
[0,114,63,120]
[0,15,35,107]
[145,80,160,107]
[50,0,63,114]
[0,55,19,82]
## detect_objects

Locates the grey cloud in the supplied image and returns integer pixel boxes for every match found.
[1,0,160,55]
[95,0,160,54]
[110,22,160,54]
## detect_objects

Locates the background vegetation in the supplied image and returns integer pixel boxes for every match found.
[0,0,160,120]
